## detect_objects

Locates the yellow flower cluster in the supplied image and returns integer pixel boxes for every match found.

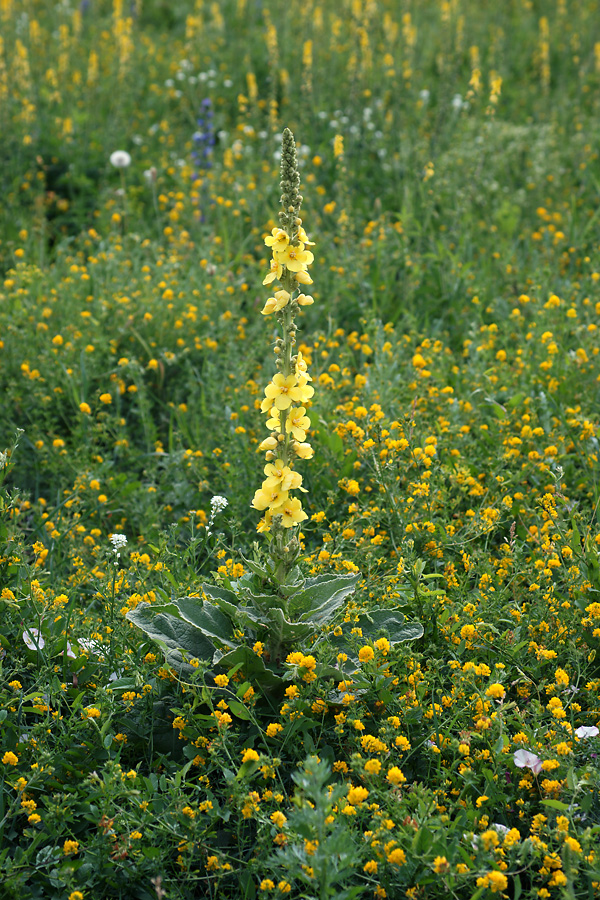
[252,129,316,532]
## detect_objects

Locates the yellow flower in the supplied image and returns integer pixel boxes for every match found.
[347,785,369,805]
[251,484,289,512]
[274,242,314,273]
[285,407,311,441]
[79,402,91,414]
[258,435,279,453]
[263,374,306,411]
[269,496,308,527]
[386,847,406,866]
[486,683,506,700]
[262,257,284,285]
[270,811,287,827]
[297,293,314,306]
[2,752,18,766]
[295,350,312,380]
[263,460,303,491]
[261,290,290,315]
[264,228,290,252]
[99,393,112,404]
[265,407,282,430]
[293,441,314,459]
[214,674,229,687]
[242,748,260,763]
[295,269,313,285]
[358,646,375,663]
[296,375,315,403]
[63,839,79,855]
[364,759,381,775]
[386,767,406,786]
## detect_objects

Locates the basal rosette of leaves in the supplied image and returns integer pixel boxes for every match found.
[126,563,423,691]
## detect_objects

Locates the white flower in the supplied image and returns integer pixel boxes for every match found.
[513,749,542,774]
[110,533,127,551]
[210,496,228,513]
[23,628,45,651]
[110,150,131,169]
[575,725,599,739]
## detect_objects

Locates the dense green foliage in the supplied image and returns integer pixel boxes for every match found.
[1,1,600,898]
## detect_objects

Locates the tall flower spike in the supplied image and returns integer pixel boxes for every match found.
[253,128,316,572]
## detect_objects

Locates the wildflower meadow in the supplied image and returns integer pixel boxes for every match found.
[2,1,600,898]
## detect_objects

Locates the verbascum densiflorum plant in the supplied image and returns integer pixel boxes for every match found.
[127,131,422,688]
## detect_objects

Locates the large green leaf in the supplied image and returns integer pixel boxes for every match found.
[264,607,315,643]
[201,583,239,618]
[291,573,360,625]
[126,603,215,670]
[357,609,423,645]
[175,597,236,648]
[245,590,288,612]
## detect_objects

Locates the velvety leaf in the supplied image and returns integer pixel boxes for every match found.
[176,597,236,647]
[126,603,214,670]
[264,606,314,642]
[291,573,360,625]
[357,609,424,644]
[201,583,239,618]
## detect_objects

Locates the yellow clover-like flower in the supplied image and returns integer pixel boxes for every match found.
[264,373,306,410]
